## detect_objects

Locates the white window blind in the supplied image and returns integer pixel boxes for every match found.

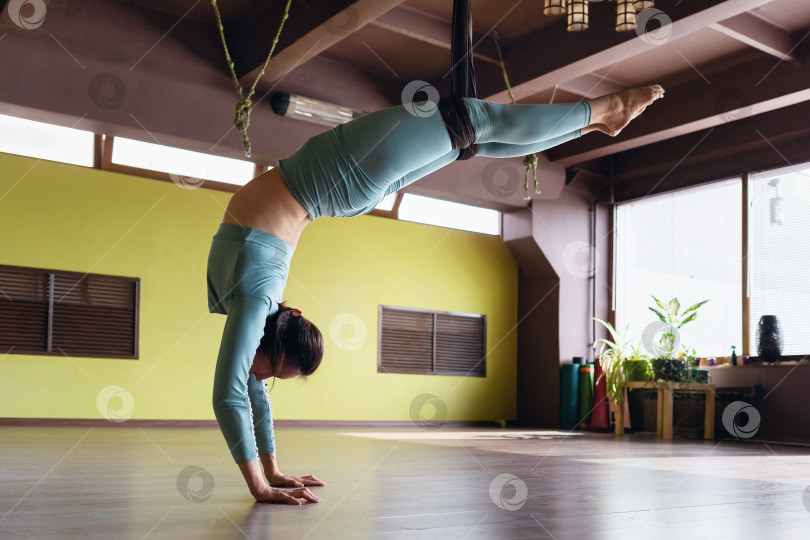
[615,179,742,357]
[748,164,810,355]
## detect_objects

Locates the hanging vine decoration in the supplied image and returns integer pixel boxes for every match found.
[493,33,558,201]
[211,0,293,157]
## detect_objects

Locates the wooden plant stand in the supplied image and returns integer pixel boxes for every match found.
[615,381,716,440]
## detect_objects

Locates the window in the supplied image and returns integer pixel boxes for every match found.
[378,305,486,376]
[615,179,742,357]
[748,163,810,355]
[374,192,398,211]
[398,194,500,235]
[111,137,255,186]
[0,113,94,166]
[0,264,139,359]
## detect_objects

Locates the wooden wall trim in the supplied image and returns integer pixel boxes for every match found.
[0,418,500,428]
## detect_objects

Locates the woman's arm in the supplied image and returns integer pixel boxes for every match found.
[211,295,315,502]
[212,295,324,502]
[212,295,270,465]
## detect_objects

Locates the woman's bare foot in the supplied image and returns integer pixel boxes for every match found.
[588,85,664,137]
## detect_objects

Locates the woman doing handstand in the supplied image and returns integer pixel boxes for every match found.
[206,85,665,504]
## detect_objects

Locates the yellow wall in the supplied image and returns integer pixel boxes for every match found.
[0,152,517,423]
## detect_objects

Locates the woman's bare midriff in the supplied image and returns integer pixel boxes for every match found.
[222,167,310,248]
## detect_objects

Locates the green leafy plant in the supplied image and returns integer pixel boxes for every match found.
[648,296,709,359]
[593,317,630,407]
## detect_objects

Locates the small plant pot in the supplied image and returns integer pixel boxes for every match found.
[625,358,651,382]
[691,368,709,383]
[651,358,689,381]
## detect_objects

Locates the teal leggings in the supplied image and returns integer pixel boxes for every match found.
[278,97,592,220]
[211,98,592,464]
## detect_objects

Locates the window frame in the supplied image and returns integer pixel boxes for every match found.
[611,167,810,360]
[0,115,494,229]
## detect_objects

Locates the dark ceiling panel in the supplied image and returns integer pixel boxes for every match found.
[403,0,556,40]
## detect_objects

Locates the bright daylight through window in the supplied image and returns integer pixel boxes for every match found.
[112,137,255,186]
[0,113,94,167]
[615,179,742,357]
[748,163,810,355]
[398,194,500,235]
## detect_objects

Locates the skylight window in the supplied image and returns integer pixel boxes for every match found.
[397,194,500,235]
[111,137,255,186]
[0,113,94,167]
[374,192,398,211]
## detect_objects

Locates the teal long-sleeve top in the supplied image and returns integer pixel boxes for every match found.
[207,222,294,463]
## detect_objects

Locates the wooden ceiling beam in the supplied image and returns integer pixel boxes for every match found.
[234,0,406,87]
[610,100,810,185]
[481,0,781,103]
[557,73,626,99]
[368,5,499,65]
[547,50,810,167]
[607,101,810,201]
[709,12,799,64]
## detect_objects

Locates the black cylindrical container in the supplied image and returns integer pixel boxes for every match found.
[757,315,783,363]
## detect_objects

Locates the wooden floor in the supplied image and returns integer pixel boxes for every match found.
[1,426,810,539]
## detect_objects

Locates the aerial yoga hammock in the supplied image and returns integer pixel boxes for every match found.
[206,0,664,504]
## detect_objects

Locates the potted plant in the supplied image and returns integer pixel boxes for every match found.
[648,296,708,382]
[592,317,630,410]
[625,340,652,382]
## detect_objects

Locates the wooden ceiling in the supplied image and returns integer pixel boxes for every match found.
[1,0,809,206]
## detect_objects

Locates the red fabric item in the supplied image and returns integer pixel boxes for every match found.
[590,359,610,432]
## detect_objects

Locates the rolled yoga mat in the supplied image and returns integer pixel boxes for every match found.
[559,363,580,430]
[578,363,594,428]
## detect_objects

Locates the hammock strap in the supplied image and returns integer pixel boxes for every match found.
[438,95,478,161]
[444,0,478,161]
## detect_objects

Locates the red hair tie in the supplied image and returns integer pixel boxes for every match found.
[291,309,302,317]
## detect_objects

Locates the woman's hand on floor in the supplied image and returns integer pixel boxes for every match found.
[267,471,326,488]
[252,483,322,504]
